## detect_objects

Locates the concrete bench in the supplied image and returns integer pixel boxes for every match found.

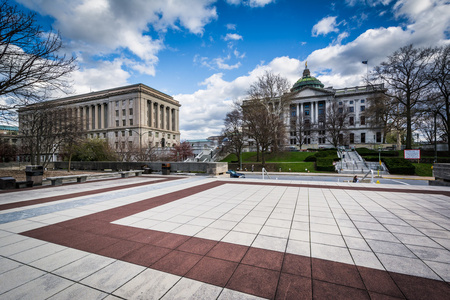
[15,180,33,188]
[118,170,144,178]
[46,175,89,186]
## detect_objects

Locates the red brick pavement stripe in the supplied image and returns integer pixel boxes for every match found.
[0,176,181,211]
[20,181,450,299]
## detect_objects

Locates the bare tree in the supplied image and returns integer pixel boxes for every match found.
[0,0,76,122]
[171,141,194,161]
[243,71,292,164]
[372,44,436,149]
[290,110,306,149]
[325,102,349,148]
[19,103,84,168]
[429,45,450,150]
[222,108,245,166]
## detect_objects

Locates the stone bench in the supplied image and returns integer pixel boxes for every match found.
[46,175,89,186]
[15,180,33,189]
[118,170,144,178]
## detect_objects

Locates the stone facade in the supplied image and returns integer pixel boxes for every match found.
[19,84,181,154]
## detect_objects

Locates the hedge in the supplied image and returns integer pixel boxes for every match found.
[383,158,415,175]
[356,148,398,157]
[315,158,336,172]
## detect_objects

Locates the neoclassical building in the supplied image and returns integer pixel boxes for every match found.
[19,84,181,155]
[287,65,385,149]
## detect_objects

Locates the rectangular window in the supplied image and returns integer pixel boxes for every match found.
[129,108,133,115]
[305,110,310,115]
[155,132,159,138]
[361,106,365,111]
[122,109,126,116]
[349,107,354,113]
[122,119,126,126]
[376,132,382,143]
[122,100,126,106]
[339,101,343,105]
[360,116,366,125]
[115,110,119,117]
[361,133,366,143]
[350,133,354,143]
[115,131,118,137]
[361,99,365,103]
[129,119,133,125]
[318,102,324,107]
[129,99,133,106]
[115,101,119,107]
[350,100,354,104]
[304,104,310,108]
[349,117,354,125]
[318,109,324,115]
[129,130,132,136]
[116,120,119,127]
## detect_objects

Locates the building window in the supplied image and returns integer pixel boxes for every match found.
[122,100,126,106]
[360,116,366,125]
[155,132,159,138]
[318,109,324,115]
[339,101,343,105]
[116,120,119,127]
[173,134,176,139]
[305,110,310,115]
[103,133,106,138]
[115,101,119,107]
[350,133,354,143]
[122,109,126,116]
[304,104,310,108]
[129,130,132,136]
[350,100,353,104]
[122,131,125,137]
[361,105,365,111]
[122,119,126,126]
[115,110,119,117]
[349,117,354,125]
[115,131,118,137]
[129,108,133,115]
[318,103,324,107]
[361,133,366,143]
[339,108,343,113]
[376,132,382,143]
[128,141,133,149]
[129,119,133,125]
[361,99,365,103]
[349,107,354,113]
[129,99,133,106]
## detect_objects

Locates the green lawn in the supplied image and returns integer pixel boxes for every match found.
[412,163,433,177]
[221,151,314,163]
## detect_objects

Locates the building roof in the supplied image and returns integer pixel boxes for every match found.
[0,125,18,131]
[291,65,325,92]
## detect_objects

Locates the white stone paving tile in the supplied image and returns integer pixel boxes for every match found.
[171,224,205,236]
[286,239,310,256]
[343,236,371,251]
[9,242,67,264]
[29,248,91,272]
[80,260,145,293]
[161,277,222,299]
[311,243,353,265]
[259,225,290,238]
[222,231,257,246]
[252,235,287,252]
[311,232,346,247]
[113,268,181,299]
[48,283,108,300]
[366,239,416,258]
[209,219,238,231]
[53,253,116,282]
[195,227,229,241]
[233,222,263,234]
[1,273,73,299]
[0,265,46,295]
[377,253,441,280]
[394,233,443,249]
[150,221,181,232]
[289,229,310,242]
[406,244,450,263]
[0,257,22,275]
[349,249,384,270]
[0,236,47,257]
[424,260,450,282]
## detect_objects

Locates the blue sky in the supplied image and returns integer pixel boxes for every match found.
[10,0,450,139]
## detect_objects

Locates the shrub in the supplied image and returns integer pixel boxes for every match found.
[383,158,415,175]
[315,158,336,172]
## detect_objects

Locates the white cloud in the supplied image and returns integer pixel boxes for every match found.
[225,0,275,7]
[224,33,243,41]
[16,0,218,92]
[226,23,237,30]
[312,16,340,37]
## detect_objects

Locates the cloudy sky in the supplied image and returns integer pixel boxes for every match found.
[11,0,450,140]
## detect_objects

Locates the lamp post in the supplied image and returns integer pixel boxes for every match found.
[378,146,381,177]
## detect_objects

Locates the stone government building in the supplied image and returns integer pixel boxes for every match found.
[19,84,181,157]
[287,65,385,149]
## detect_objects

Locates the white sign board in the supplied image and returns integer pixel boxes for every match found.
[404,149,421,159]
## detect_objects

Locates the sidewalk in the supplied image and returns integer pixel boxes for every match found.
[0,175,449,299]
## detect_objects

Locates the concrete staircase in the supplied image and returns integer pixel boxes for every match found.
[336,150,389,175]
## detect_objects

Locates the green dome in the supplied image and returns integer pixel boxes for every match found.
[291,67,324,92]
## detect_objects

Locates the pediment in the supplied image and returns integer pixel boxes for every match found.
[291,87,334,99]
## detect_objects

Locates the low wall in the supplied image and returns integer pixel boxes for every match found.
[430,163,450,186]
[53,161,228,176]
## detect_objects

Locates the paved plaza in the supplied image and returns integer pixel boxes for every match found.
[0,175,449,299]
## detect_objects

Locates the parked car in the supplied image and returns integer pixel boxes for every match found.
[226,170,245,178]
